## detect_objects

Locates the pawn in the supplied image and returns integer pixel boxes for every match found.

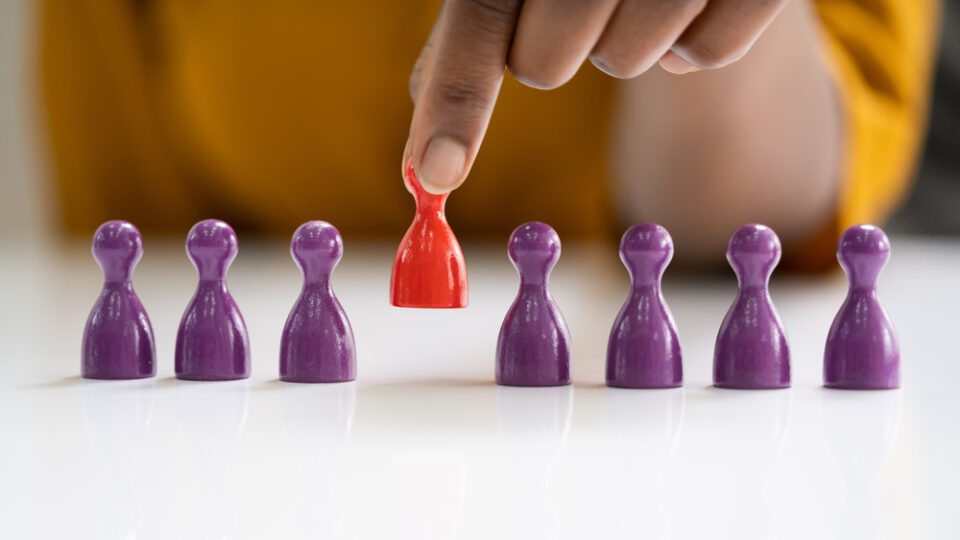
[175,219,250,381]
[280,221,357,383]
[714,224,790,389]
[82,221,156,379]
[606,224,682,388]
[390,159,468,308]
[824,225,900,389]
[496,222,571,387]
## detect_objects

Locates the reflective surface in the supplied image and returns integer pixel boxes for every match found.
[1,237,958,539]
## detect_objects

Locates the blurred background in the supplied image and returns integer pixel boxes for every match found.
[0,1,956,246]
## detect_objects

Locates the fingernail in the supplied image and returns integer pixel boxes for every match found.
[590,57,615,77]
[659,51,699,75]
[418,136,466,194]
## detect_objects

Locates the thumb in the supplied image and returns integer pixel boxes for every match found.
[405,0,522,194]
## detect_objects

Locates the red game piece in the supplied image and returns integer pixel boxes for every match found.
[390,159,468,308]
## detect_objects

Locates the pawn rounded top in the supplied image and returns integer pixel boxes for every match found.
[185,219,238,277]
[838,224,890,257]
[508,222,561,278]
[620,223,673,277]
[92,220,143,282]
[837,224,890,286]
[726,224,781,282]
[291,221,343,275]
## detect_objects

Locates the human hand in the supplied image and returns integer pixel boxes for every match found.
[403,0,789,194]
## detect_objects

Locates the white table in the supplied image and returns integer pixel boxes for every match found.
[1,237,957,539]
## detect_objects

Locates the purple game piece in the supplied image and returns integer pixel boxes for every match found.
[82,221,156,379]
[175,219,250,381]
[496,222,571,387]
[824,225,900,389]
[280,221,357,383]
[606,223,682,389]
[714,224,790,389]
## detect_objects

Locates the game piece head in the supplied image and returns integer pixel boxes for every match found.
[403,159,447,209]
[620,223,673,284]
[726,224,781,287]
[291,220,343,283]
[186,219,238,281]
[837,224,890,289]
[91,220,143,283]
[508,222,560,284]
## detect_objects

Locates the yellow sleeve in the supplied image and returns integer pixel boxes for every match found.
[816,0,940,229]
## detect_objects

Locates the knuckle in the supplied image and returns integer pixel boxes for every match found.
[409,74,421,101]
[460,0,521,25]
[433,78,494,113]
[409,63,425,100]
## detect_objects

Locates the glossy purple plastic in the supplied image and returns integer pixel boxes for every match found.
[82,221,156,379]
[280,221,357,383]
[714,224,791,389]
[606,223,682,388]
[824,225,900,389]
[175,219,250,381]
[496,222,571,387]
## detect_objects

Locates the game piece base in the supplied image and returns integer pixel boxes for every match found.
[176,374,250,382]
[496,380,572,388]
[82,372,155,381]
[714,383,791,390]
[607,381,683,389]
[824,382,900,390]
[391,299,467,309]
[281,376,356,384]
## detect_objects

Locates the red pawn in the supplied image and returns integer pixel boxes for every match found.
[390,159,468,308]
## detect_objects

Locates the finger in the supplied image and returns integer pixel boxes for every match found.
[508,0,620,89]
[407,0,523,194]
[666,0,789,71]
[590,0,707,79]
[409,12,445,103]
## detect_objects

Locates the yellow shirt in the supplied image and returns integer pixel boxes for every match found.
[39,1,939,267]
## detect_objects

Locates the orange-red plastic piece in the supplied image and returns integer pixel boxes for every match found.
[390,160,468,308]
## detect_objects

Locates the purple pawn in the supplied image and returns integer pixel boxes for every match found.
[496,222,571,387]
[175,219,250,381]
[82,221,156,379]
[714,224,790,389]
[824,225,900,389]
[280,221,357,383]
[606,223,682,388]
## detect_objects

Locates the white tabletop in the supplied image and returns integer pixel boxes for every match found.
[1,236,957,539]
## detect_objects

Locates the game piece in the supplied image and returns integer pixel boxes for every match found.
[175,219,250,381]
[81,220,156,379]
[606,223,682,388]
[714,224,790,389]
[280,221,357,383]
[496,222,571,387]
[390,159,468,308]
[824,225,900,389]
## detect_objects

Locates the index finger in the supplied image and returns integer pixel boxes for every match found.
[405,0,523,194]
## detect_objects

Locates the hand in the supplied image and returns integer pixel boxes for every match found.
[403,0,789,194]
